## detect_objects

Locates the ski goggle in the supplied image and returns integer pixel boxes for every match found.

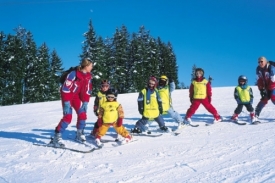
[107,95,116,99]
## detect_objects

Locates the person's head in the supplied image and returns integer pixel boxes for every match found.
[100,79,110,92]
[106,88,118,101]
[258,56,268,68]
[147,76,158,89]
[238,75,247,86]
[80,58,93,73]
[159,75,168,87]
[195,68,204,78]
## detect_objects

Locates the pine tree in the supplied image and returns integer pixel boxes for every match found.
[111,25,131,93]
[130,32,144,91]
[49,49,63,100]
[157,39,179,87]
[32,43,51,102]
[132,26,153,90]
[191,64,197,82]
[2,34,25,105]
[92,36,110,94]
[0,31,6,105]
[80,19,100,95]
[24,31,38,103]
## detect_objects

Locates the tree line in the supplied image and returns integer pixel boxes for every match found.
[0,20,179,106]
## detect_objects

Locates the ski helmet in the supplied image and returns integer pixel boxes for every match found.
[159,75,168,86]
[238,75,247,85]
[195,68,204,77]
[106,88,118,100]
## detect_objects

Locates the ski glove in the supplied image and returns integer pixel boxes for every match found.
[117,118,123,127]
[236,98,241,104]
[260,89,267,99]
[167,76,174,84]
[190,98,193,103]
[63,101,71,114]
[97,118,103,127]
[81,102,88,112]
[159,106,163,114]
[138,107,144,115]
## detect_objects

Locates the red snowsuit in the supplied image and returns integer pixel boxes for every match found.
[55,70,92,133]
[185,77,219,119]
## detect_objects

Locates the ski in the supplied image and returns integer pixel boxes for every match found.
[173,131,183,136]
[111,139,138,147]
[172,125,185,136]
[33,143,101,153]
[100,139,118,143]
[232,120,246,125]
[205,123,213,126]
[68,137,95,148]
[131,133,163,137]
[189,124,199,127]
[251,121,261,125]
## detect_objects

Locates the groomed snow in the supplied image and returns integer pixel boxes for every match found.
[1,86,275,183]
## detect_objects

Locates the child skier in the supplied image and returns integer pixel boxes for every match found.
[94,88,132,146]
[231,75,256,123]
[158,75,184,129]
[131,76,169,134]
[184,68,222,124]
[90,79,110,136]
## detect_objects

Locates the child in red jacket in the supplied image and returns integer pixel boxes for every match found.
[184,68,222,125]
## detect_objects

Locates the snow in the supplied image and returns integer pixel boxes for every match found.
[1,86,275,183]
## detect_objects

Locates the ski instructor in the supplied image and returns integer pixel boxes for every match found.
[255,56,275,121]
[51,58,93,148]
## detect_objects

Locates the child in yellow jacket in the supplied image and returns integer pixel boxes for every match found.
[94,89,132,146]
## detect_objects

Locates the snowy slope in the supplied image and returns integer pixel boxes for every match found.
[1,86,275,183]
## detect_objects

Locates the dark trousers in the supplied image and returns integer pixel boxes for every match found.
[234,104,254,114]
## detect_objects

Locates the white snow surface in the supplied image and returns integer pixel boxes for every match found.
[1,86,275,183]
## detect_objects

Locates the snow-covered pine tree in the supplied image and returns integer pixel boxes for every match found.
[191,64,197,82]
[79,19,101,95]
[49,50,63,100]
[23,31,38,103]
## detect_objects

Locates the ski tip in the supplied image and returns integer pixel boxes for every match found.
[251,121,261,125]
[205,123,213,126]
[190,124,199,127]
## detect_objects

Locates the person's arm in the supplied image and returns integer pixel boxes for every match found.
[169,81,176,92]
[206,82,212,103]
[93,95,99,116]
[189,83,194,103]
[116,104,124,127]
[137,91,144,115]
[61,71,77,101]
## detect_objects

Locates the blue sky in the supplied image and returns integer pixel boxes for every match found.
[1,0,275,87]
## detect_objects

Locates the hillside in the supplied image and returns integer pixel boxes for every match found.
[1,86,275,183]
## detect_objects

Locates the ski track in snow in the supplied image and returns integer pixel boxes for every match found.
[1,86,275,182]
